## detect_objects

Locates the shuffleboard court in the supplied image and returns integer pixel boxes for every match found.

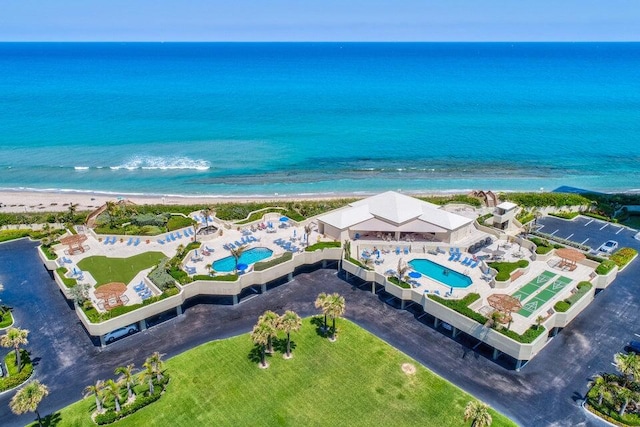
[518,276,573,318]
[511,270,556,302]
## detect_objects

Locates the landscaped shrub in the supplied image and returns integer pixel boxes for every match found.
[549,211,580,220]
[254,251,293,271]
[587,388,640,426]
[40,243,59,260]
[596,260,616,275]
[345,257,373,270]
[0,350,33,392]
[0,309,13,328]
[428,293,487,324]
[81,288,179,323]
[529,230,590,251]
[498,325,546,344]
[305,241,341,251]
[475,213,493,226]
[95,377,169,425]
[132,213,167,227]
[610,247,638,270]
[554,300,571,312]
[528,237,561,255]
[167,215,195,231]
[564,281,593,306]
[387,276,411,289]
[148,258,176,290]
[169,267,192,285]
[488,260,529,281]
[582,212,616,222]
[500,192,590,208]
[418,194,482,207]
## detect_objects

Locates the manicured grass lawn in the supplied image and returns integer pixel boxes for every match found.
[36,318,515,427]
[77,252,165,287]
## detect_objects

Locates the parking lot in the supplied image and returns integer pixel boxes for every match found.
[535,215,640,252]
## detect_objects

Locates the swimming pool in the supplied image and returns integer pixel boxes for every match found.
[408,258,472,288]
[213,247,274,272]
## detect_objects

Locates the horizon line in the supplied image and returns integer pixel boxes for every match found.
[1,40,639,43]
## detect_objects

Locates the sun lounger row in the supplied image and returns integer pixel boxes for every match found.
[423,289,453,297]
[133,282,153,300]
[125,237,141,246]
[273,238,299,252]
[185,266,197,275]
[103,236,117,245]
[394,247,411,255]
[60,256,73,264]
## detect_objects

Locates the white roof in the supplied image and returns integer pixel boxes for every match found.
[496,202,517,210]
[317,191,472,231]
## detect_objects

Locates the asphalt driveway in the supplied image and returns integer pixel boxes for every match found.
[4,237,640,426]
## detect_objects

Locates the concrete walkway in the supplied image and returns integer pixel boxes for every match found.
[1,237,630,426]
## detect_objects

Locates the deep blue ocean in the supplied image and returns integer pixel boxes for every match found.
[1,42,639,197]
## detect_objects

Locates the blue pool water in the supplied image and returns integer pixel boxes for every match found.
[408,258,472,288]
[213,247,273,272]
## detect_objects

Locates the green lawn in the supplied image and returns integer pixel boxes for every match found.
[77,252,165,287]
[35,318,515,427]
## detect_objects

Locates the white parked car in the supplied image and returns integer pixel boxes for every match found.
[598,240,618,254]
[104,324,139,343]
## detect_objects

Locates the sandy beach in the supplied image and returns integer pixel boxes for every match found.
[0,190,372,214]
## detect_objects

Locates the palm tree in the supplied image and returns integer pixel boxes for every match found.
[147,352,165,382]
[229,245,247,274]
[396,258,409,283]
[201,207,214,229]
[1,327,29,372]
[343,239,351,259]
[315,292,329,331]
[250,321,271,368]
[535,315,545,330]
[10,380,49,427]
[104,379,123,413]
[614,386,637,417]
[303,223,314,247]
[463,401,493,427]
[67,203,78,222]
[84,380,106,413]
[115,364,136,400]
[614,352,640,387]
[589,374,618,406]
[259,311,279,354]
[142,361,155,395]
[278,310,302,358]
[325,293,346,341]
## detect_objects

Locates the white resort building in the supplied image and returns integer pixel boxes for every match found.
[316,191,474,244]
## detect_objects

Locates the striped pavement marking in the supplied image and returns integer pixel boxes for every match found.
[585,219,594,226]
[600,223,609,230]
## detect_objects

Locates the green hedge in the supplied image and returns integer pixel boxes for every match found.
[529,230,590,251]
[254,251,293,271]
[565,282,593,305]
[95,377,169,425]
[528,237,561,255]
[610,247,637,270]
[40,243,59,260]
[583,212,616,222]
[387,276,411,289]
[305,241,341,252]
[0,350,33,392]
[549,211,580,220]
[55,267,78,288]
[147,258,175,290]
[587,387,640,426]
[497,325,546,344]
[345,257,373,270]
[596,260,616,275]
[554,300,571,312]
[0,211,87,226]
[194,274,239,281]
[428,293,487,324]
[169,267,192,285]
[487,260,529,281]
[235,207,288,225]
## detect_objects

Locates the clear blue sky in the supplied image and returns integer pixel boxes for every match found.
[2,0,639,42]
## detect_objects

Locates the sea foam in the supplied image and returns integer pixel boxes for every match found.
[109,156,210,171]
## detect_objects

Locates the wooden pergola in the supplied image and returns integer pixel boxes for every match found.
[555,248,585,271]
[59,234,88,255]
[487,293,522,317]
[94,282,128,311]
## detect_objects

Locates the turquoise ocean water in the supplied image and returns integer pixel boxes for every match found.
[1,42,639,197]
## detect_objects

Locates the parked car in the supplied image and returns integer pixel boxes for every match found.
[599,240,618,254]
[104,324,139,343]
[627,340,640,354]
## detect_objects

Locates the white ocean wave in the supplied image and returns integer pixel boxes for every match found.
[74,166,90,170]
[109,156,211,171]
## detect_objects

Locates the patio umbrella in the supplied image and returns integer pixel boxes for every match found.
[293,229,297,238]
[194,249,198,257]
[237,263,248,271]
[408,271,422,279]
[280,216,289,222]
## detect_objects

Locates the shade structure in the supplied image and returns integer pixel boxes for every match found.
[555,248,586,263]
[237,263,249,271]
[487,293,522,314]
[94,282,128,311]
[408,271,422,279]
[59,234,88,254]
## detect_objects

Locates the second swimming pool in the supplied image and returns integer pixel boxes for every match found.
[213,247,274,272]
[408,258,473,288]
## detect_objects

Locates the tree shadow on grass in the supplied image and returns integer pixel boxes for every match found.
[310,316,328,338]
[273,337,297,354]
[247,344,270,364]
[38,412,62,427]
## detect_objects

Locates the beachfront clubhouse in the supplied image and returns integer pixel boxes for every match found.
[39,191,623,371]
